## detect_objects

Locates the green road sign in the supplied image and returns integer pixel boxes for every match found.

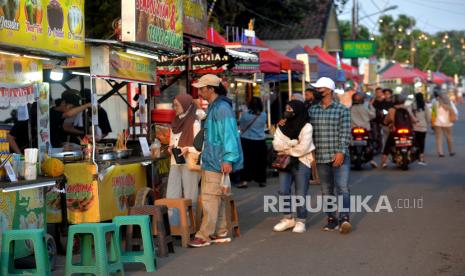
[343,40,376,58]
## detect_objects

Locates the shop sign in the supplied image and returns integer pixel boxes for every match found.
[122,0,184,52]
[343,40,376,58]
[183,0,207,38]
[91,46,157,84]
[0,0,85,57]
[0,53,42,85]
[157,52,229,66]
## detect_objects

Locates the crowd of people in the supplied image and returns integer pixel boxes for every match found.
[160,73,460,248]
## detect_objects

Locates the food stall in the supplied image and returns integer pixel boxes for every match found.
[0,0,85,267]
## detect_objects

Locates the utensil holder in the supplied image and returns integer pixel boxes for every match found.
[24,162,37,180]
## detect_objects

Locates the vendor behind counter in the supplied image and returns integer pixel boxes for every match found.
[8,90,91,154]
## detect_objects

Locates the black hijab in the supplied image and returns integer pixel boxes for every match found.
[279,100,309,139]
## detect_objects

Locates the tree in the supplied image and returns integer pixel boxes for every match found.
[338,20,370,40]
[209,0,349,32]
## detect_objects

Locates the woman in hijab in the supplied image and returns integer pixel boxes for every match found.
[166,93,201,224]
[272,100,315,233]
[431,91,457,157]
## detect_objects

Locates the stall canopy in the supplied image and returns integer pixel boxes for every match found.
[306,46,357,79]
[381,63,424,84]
[256,39,304,73]
[381,63,451,85]
[434,72,454,83]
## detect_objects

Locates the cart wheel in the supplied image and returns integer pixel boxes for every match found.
[45,234,57,271]
[134,188,155,206]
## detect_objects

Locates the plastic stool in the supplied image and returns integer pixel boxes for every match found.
[113,215,157,272]
[1,229,51,276]
[128,205,175,257]
[65,223,124,276]
[196,195,241,237]
[155,198,195,247]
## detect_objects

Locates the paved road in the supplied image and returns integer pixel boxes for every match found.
[54,106,465,276]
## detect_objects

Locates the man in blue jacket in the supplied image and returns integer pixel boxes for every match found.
[189,74,243,247]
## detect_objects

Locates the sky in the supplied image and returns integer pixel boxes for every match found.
[338,0,465,35]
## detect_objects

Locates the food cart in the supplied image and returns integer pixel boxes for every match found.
[0,0,85,266]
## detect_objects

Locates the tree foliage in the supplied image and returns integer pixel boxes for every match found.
[340,13,464,76]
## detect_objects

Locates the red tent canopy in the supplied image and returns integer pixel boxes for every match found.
[206,28,228,45]
[304,46,357,79]
[382,63,424,84]
[256,39,304,72]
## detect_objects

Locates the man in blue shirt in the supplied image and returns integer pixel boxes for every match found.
[189,74,243,247]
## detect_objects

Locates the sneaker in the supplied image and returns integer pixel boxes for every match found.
[418,161,427,166]
[370,160,378,168]
[273,218,296,232]
[323,216,338,231]
[439,154,445,158]
[339,217,352,234]
[450,152,456,157]
[292,221,306,233]
[237,182,248,189]
[209,232,231,244]
[381,163,388,169]
[188,237,211,248]
[259,182,267,188]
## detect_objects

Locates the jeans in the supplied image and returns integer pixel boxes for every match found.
[317,155,351,219]
[278,161,311,220]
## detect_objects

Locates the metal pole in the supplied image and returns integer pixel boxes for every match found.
[288,70,292,100]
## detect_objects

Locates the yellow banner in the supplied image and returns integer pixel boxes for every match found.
[64,162,147,223]
[64,163,100,223]
[109,49,157,83]
[99,163,147,221]
[0,0,85,57]
[0,53,42,84]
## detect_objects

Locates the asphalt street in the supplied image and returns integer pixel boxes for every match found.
[54,106,465,276]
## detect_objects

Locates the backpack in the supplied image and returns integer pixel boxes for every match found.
[394,108,413,130]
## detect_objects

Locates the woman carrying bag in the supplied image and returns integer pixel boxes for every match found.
[431,91,458,157]
[166,94,201,225]
[237,97,268,188]
[272,100,315,233]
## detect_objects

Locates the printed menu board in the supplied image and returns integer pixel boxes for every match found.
[0,0,85,57]
[122,0,183,52]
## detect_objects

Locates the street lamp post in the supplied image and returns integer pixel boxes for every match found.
[351,3,398,67]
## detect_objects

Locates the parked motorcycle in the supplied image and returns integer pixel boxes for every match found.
[350,127,373,170]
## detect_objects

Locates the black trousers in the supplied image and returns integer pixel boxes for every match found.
[240,138,267,183]
[414,131,426,154]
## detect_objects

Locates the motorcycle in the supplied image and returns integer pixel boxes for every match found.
[390,128,417,170]
[349,127,373,170]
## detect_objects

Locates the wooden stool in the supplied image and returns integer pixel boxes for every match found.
[155,198,195,248]
[128,205,175,257]
[196,195,240,237]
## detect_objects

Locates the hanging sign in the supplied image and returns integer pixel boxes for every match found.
[0,0,85,57]
[121,0,184,52]
[183,0,207,38]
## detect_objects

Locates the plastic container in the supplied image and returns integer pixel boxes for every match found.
[152,109,176,124]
